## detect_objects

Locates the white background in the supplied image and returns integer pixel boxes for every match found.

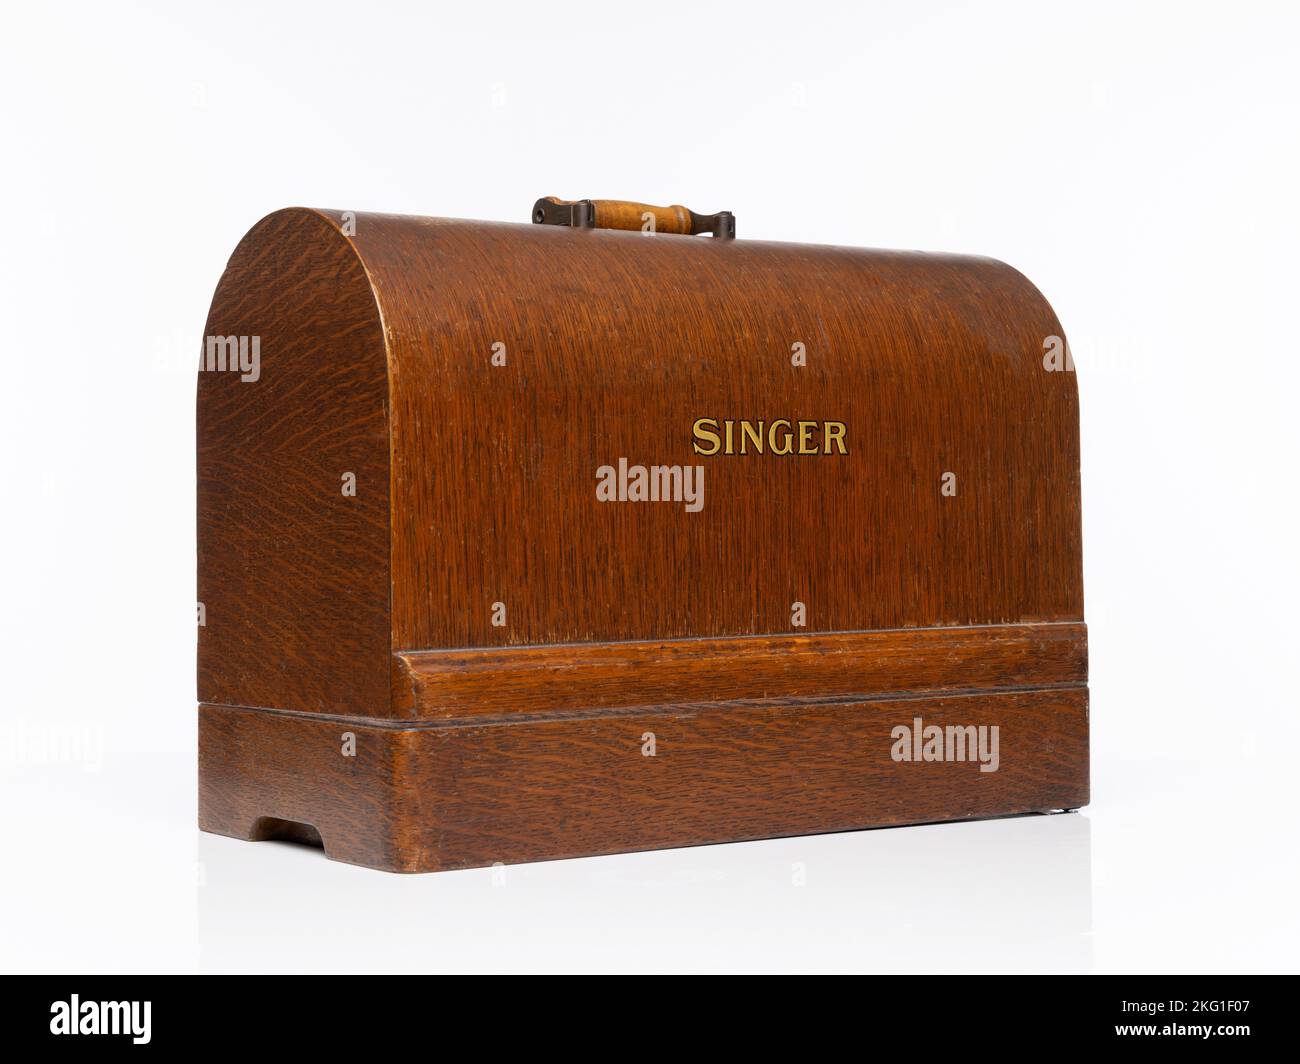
[2,0,1297,973]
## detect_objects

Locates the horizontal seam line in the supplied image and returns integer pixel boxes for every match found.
[393,620,1086,659]
[202,681,1088,731]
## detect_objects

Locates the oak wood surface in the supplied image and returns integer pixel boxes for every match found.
[392,621,1087,719]
[356,211,1082,656]
[199,207,1082,710]
[197,209,389,716]
[196,206,1087,870]
[200,688,1088,873]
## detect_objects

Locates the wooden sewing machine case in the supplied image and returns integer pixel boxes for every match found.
[197,198,1087,872]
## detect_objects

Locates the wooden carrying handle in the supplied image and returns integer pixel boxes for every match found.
[533,197,735,238]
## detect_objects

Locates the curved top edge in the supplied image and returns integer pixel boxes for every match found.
[231,206,1037,273]
[225,205,352,268]
[221,206,1068,380]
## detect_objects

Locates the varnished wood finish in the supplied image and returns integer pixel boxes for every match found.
[355,213,1082,654]
[197,210,389,716]
[197,206,1087,871]
[200,689,1088,873]
[391,621,1087,719]
[553,196,695,233]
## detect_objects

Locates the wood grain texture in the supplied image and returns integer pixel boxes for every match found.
[589,198,693,233]
[197,209,389,716]
[392,621,1087,719]
[200,702,405,870]
[199,206,1082,679]
[200,689,1088,873]
[536,196,697,233]
[196,206,1087,870]
[345,211,1082,652]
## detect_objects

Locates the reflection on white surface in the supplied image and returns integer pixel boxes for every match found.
[195,811,1092,973]
[7,750,1300,972]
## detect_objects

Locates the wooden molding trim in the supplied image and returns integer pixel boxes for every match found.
[390,622,1087,720]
